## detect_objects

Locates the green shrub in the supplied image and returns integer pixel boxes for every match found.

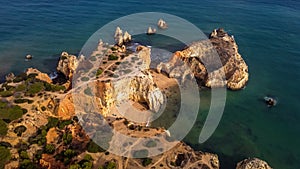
[111,47,117,51]
[14,125,27,137]
[83,154,93,161]
[87,140,104,153]
[44,82,66,92]
[63,133,73,144]
[26,82,44,96]
[19,159,36,169]
[58,120,73,130]
[69,164,81,169]
[133,149,149,158]
[14,99,34,104]
[0,105,24,121]
[82,161,93,169]
[142,158,152,167]
[81,77,89,81]
[0,146,11,169]
[13,73,28,83]
[46,117,59,129]
[0,90,14,97]
[27,73,38,79]
[0,142,12,148]
[0,120,8,136]
[64,149,76,158]
[108,54,118,61]
[22,108,28,114]
[96,69,103,77]
[84,87,93,96]
[16,84,26,92]
[0,101,7,109]
[105,162,116,169]
[20,151,29,159]
[89,56,97,62]
[41,106,46,111]
[145,140,157,148]
[45,144,55,154]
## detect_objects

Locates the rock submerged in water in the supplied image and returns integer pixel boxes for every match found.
[157,28,249,90]
[236,158,272,169]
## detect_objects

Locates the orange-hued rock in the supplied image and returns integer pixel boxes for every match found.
[46,128,60,144]
[56,52,79,80]
[157,28,249,90]
[26,68,52,83]
[236,158,272,169]
[56,93,75,120]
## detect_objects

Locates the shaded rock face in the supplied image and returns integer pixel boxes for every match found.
[157,28,248,90]
[56,52,79,80]
[236,158,272,169]
[25,68,52,83]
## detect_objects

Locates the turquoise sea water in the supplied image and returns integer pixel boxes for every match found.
[0,0,299,168]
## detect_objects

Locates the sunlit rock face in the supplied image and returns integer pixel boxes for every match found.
[87,45,165,117]
[25,68,52,84]
[157,28,249,90]
[56,52,79,80]
[236,158,273,169]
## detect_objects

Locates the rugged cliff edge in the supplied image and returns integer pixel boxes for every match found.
[0,28,269,169]
[158,28,249,90]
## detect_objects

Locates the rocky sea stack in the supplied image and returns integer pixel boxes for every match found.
[158,28,249,90]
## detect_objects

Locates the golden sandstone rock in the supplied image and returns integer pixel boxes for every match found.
[236,158,272,169]
[56,52,79,80]
[157,28,248,90]
[26,68,52,83]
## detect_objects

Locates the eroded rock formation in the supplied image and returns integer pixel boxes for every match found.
[26,68,52,83]
[157,18,168,29]
[236,158,272,169]
[56,52,79,80]
[147,27,156,35]
[157,28,248,90]
[114,27,132,46]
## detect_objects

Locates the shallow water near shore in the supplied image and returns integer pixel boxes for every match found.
[0,0,300,168]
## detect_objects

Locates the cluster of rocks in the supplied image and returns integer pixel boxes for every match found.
[114,26,132,46]
[147,18,168,35]
[157,28,249,90]
[236,158,273,169]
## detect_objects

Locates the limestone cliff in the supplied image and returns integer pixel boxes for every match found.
[157,28,249,90]
[90,45,164,116]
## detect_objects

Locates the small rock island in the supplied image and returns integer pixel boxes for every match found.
[0,25,272,169]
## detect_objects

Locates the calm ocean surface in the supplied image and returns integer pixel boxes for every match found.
[0,0,299,168]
